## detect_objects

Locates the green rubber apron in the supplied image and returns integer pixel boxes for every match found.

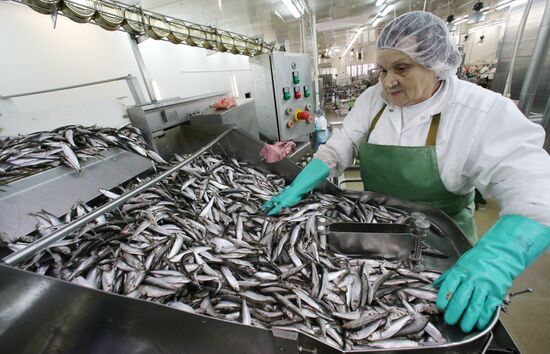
[358,104,477,244]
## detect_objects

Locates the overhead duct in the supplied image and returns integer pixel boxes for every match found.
[15,0,273,56]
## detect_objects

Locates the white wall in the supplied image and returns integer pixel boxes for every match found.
[0,2,252,136]
[139,40,251,100]
[462,23,505,65]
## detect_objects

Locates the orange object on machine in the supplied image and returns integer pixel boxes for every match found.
[211,96,237,110]
[294,109,312,123]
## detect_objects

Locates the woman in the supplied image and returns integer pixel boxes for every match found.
[263,12,550,333]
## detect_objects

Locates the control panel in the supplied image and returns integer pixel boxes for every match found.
[250,52,315,142]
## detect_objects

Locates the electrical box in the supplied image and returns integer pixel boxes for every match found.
[250,52,315,142]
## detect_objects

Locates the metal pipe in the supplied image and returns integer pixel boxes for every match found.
[309,6,320,111]
[299,17,306,53]
[503,0,533,98]
[543,95,550,152]
[1,75,132,99]
[128,34,157,103]
[518,0,550,115]
[2,127,235,266]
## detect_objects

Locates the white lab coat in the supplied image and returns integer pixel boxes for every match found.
[315,76,550,227]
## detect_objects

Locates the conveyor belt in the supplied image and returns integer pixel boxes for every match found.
[0,148,151,243]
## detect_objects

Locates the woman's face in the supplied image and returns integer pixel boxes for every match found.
[377,49,440,107]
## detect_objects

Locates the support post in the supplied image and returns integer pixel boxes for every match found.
[128,34,157,103]
[518,1,550,115]
[309,4,320,111]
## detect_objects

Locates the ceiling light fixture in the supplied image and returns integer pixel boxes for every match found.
[495,0,526,10]
[446,14,456,32]
[467,2,485,24]
[455,18,468,25]
[281,0,301,18]
[496,0,515,7]
[375,0,385,6]
[379,4,394,17]
[340,26,366,59]
[467,20,504,33]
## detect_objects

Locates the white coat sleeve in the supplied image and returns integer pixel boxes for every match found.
[464,98,550,227]
[314,91,373,175]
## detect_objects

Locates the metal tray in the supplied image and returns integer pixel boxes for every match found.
[328,223,414,260]
[0,125,498,353]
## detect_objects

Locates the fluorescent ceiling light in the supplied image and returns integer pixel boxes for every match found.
[380,4,394,17]
[455,19,467,25]
[495,0,526,10]
[372,17,383,26]
[468,23,502,33]
[468,11,485,24]
[281,0,301,18]
[496,0,514,6]
[340,26,365,59]
[375,0,385,6]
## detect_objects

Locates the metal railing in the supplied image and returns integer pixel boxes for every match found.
[1,74,148,105]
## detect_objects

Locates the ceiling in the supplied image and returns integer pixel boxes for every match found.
[133,0,512,60]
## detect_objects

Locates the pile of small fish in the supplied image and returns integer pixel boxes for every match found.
[10,153,447,350]
[0,125,166,185]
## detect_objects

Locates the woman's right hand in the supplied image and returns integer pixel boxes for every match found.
[261,159,330,216]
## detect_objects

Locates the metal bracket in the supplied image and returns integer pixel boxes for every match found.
[502,288,533,313]
[125,75,148,106]
[409,212,430,271]
[271,328,299,353]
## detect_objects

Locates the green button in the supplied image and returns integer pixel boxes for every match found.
[284,92,291,100]
[304,89,311,97]
[292,71,300,84]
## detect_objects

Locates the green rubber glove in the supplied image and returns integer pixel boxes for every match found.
[433,215,550,333]
[262,159,330,216]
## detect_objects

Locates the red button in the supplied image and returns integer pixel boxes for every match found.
[294,91,301,99]
[297,111,310,121]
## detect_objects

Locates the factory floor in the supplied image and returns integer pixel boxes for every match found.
[340,170,550,354]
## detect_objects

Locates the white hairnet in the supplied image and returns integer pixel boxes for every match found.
[377,11,461,80]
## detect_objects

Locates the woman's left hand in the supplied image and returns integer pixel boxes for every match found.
[433,215,550,332]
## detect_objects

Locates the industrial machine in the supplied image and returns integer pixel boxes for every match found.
[250,52,315,143]
[190,98,260,139]
[126,91,260,156]
[0,118,522,353]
